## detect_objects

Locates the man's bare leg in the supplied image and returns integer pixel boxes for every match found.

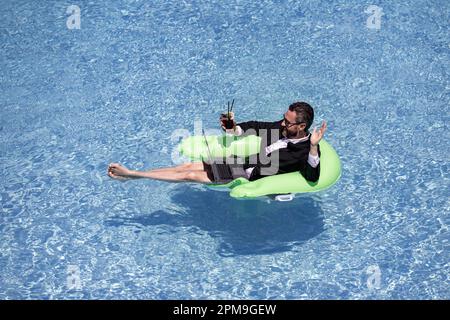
[107,163,212,184]
[107,162,203,179]
[149,162,204,173]
[132,169,212,183]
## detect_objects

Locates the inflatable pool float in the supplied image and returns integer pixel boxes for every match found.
[178,134,341,200]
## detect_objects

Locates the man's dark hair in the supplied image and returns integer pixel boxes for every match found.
[288,101,314,131]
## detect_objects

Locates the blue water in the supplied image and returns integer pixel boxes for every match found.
[1,0,449,299]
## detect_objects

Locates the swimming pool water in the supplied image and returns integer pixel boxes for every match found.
[0,0,449,299]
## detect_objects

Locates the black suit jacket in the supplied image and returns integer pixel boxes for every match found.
[236,120,321,182]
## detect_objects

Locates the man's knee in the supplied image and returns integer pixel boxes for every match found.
[180,162,195,170]
[184,171,199,181]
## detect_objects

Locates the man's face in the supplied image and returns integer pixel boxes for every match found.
[281,109,306,138]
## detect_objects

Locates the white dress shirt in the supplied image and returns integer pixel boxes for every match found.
[226,125,320,179]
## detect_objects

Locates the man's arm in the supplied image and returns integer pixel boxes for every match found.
[300,121,327,182]
[225,120,282,136]
[300,145,321,182]
[309,144,319,157]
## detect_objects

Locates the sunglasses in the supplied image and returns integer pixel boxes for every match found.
[282,115,305,128]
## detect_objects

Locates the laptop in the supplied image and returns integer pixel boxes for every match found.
[202,129,235,183]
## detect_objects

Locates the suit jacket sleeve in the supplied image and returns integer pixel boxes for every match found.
[299,144,321,183]
[237,120,281,135]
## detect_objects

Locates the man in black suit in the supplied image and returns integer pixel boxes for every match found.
[107,102,327,184]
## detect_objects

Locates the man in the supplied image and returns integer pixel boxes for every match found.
[107,101,327,184]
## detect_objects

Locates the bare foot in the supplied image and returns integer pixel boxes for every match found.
[107,163,134,180]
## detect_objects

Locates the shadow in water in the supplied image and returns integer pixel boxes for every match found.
[106,185,325,256]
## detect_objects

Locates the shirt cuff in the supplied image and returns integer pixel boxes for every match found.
[307,152,320,168]
[225,125,243,136]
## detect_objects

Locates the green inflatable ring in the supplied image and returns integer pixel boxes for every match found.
[178,134,341,199]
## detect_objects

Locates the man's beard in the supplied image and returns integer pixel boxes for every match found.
[281,127,306,139]
[281,127,296,139]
